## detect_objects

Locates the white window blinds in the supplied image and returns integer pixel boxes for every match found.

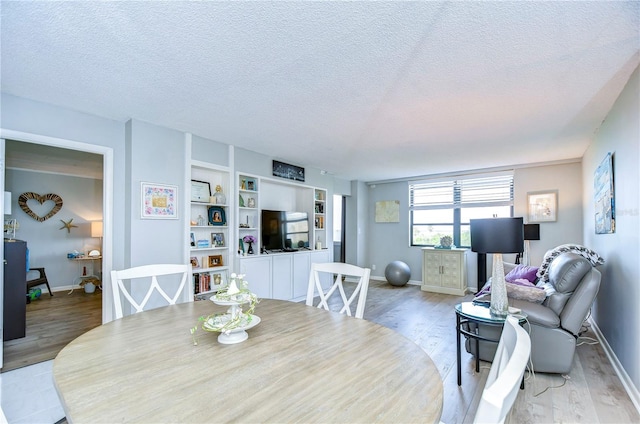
[409,172,514,210]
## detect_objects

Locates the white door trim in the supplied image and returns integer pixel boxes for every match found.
[0,128,114,325]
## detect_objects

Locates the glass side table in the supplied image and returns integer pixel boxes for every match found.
[455,301,527,386]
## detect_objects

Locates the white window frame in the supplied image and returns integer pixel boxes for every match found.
[409,172,514,247]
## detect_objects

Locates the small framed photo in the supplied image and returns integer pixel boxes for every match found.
[190,257,200,268]
[141,182,178,219]
[208,206,226,226]
[211,232,225,247]
[208,255,223,268]
[190,180,211,203]
[212,270,227,287]
[527,191,558,223]
[246,178,256,191]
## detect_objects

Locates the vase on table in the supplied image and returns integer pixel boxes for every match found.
[247,242,254,255]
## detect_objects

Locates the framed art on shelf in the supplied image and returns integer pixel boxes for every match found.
[190,257,200,268]
[191,180,211,203]
[208,255,223,268]
[208,206,226,226]
[141,182,178,219]
[272,160,305,182]
[211,232,225,247]
[527,191,557,223]
[212,270,227,286]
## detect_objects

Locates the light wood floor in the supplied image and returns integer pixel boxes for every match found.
[360,280,639,424]
[2,289,102,372]
[3,281,639,423]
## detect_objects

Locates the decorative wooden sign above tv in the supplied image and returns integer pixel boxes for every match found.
[18,192,64,222]
[273,160,305,182]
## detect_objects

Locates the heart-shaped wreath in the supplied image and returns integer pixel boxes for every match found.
[18,192,64,222]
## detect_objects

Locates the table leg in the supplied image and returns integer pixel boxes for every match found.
[456,313,462,386]
[475,332,480,372]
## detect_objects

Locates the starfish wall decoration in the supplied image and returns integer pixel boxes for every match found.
[59,218,78,233]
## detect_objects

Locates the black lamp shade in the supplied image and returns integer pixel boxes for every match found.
[470,217,524,253]
[524,224,540,241]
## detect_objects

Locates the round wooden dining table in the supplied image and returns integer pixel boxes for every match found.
[53,298,443,423]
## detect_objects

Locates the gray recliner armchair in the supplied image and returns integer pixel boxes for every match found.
[465,252,601,373]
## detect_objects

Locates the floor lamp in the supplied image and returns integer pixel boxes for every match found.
[470,217,524,316]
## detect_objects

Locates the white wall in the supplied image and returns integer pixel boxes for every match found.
[583,64,639,394]
[5,169,103,290]
[125,119,186,267]
[513,162,583,265]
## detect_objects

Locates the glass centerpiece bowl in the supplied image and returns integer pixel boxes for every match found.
[199,273,259,344]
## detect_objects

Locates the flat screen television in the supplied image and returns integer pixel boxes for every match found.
[261,210,310,251]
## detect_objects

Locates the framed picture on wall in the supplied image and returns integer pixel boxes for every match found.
[141,182,178,219]
[527,191,557,223]
[594,152,615,234]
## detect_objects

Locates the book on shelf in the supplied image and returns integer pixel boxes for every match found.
[193,272,212,294]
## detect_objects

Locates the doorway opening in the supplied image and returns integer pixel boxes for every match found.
[1,134,112,372]
[333,195,345,263]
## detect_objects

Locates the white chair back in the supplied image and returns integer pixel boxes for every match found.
[110,264,190,319]
[473,315,531,424]
[306,262,371,319]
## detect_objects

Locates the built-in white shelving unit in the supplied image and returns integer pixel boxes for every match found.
[188,161,231,300]
[234,173,332,301]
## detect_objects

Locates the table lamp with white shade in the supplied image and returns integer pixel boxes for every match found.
[90,221,103,255]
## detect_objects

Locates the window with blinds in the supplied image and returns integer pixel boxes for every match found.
[409,173,514,247]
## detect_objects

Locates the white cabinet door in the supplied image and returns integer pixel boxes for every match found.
[292,253,311,299]
[240,257,272,299]
[441,252,462,289]
[309,250,332,291]
[272,255,293,300]
[422,251,442,287]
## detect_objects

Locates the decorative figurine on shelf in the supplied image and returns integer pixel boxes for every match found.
[197,215,205,226]
[436,235,453,249]
[243,234,256,255]
[214,185,226,205]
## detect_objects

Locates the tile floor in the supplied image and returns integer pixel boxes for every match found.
[1,360,65,424]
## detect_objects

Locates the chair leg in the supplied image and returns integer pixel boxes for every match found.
[45,280,53,296]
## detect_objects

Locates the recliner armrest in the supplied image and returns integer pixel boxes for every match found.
[510,299,560,329]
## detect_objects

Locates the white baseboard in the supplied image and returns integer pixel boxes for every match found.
[369,275,422,286]
[588,317,640,415]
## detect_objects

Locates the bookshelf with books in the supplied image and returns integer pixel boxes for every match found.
[314,188,327,250]
[189,161,231,300]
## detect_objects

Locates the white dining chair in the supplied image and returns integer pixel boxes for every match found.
[110,264,191,319]
[306,262,371,319]
[473,315,531,424]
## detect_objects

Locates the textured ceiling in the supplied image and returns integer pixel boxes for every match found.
[1,1,638,182]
